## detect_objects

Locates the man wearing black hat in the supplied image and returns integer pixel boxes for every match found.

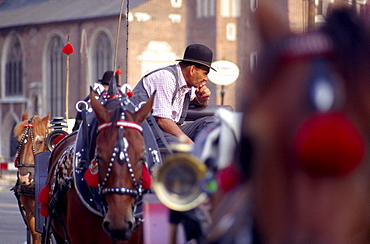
[131,44,216,147]
[97,70,121,90]
[72,70,116,131]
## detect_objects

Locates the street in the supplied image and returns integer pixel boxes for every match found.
[0,173,27,244]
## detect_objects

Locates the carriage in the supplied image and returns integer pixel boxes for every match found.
[13,4,370,244]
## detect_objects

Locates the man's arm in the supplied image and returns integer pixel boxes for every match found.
[156,117,193,144]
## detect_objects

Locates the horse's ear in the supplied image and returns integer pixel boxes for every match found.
[135,91,156,124]
[42,112,50,127]
[22,110,29,121]
[254,0,290,46]
[89,86,110,123]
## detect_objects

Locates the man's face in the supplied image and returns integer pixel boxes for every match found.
[189,65,209,88]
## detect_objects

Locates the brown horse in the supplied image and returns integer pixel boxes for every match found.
[209,2,370,244]
[42,89,154,244]
[13,110,50,244]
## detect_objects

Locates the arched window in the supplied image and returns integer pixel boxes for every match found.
[6,36,23,96]
[48,36,66,118]
[93,32,112,84]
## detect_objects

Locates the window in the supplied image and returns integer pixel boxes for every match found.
[250,52,258,72]
[221,0,241,18]
[93,33,113,85]
[196,0,215,18]
[250,0,258,12]
[317,0,323,15]
[226,23,237,41]
[171,0,182,8]
[5,36,23,96]
[48,36,66,118]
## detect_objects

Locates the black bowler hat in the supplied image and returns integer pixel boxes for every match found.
[98,71,114,85]
[176,44,216,71]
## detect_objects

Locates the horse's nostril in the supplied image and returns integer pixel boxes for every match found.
[103,220,110,232]
[127,221,133,230]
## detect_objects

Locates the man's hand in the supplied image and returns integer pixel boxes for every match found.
[195,82,211,106]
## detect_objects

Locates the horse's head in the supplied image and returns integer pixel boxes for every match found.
[13,110,50,185]
[89,88,154,240]
[241,2,370,243]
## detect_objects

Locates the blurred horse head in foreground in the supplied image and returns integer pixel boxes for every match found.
[209,2,370,243]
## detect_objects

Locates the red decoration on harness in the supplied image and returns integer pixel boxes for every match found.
[294,112,365,177]
[84,160,99,187]
[62,42,74,55]
[39,184,51,217]
[38,184,51,204]
[40,204,49,217]
[216,163,242,192]
[127,91,134,98]
[14,156,19,168]
[142,163,152,189]
[102,92,122,99]
[54,134,67,145]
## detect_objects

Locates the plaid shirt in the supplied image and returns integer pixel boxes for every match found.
[143,65,195,123]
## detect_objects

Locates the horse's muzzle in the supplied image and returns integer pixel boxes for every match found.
[102,219,134,241]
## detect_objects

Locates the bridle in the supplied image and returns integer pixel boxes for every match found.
[15,117,48,168]
[96,110,144,200]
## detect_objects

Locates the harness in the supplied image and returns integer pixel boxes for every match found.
[15,117,39,167]
[12,116,48,231]
[13,116,49,194]
[97,117,144,199]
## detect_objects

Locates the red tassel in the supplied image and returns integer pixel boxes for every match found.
[216,163,242,192]
[294,112,365,176]
[54,134,67,145]
[38,184,51,204]
[84,167,99,187]
[142,164,152,189]
[127,91,134,98]
[14,156,19,168]
[40,204,49,217]
[115,69,122,75]
[62,42,74,55]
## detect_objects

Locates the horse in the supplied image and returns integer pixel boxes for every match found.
[40,88,154,244]
[13,110,50,244]
[208,2,370,244]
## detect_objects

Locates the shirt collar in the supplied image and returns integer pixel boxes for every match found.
[176,64,191,91]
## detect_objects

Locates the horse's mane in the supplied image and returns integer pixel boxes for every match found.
[14,116,47,138]
[321,7,370,82]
